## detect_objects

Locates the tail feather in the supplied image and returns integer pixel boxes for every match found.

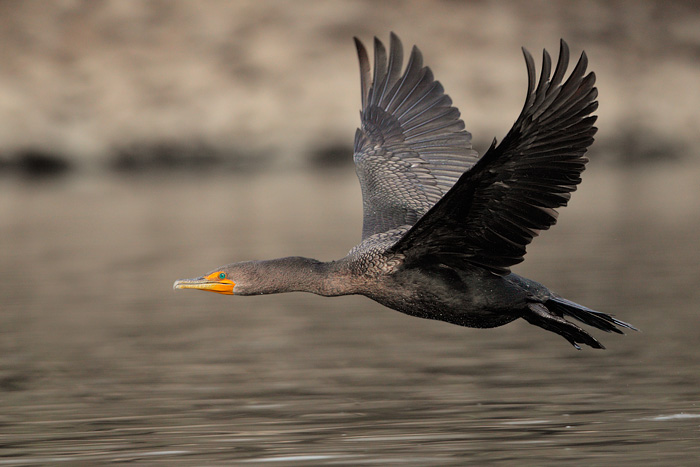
[547,296,638,333]
[523,297,637,350]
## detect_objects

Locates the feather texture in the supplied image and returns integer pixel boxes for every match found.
[353,33,479,240]
[389,39,598,275]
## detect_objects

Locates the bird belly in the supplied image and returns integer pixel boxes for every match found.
[367,270,524,329]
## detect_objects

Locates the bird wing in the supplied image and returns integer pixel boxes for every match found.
[389,40,598,275]
[353,33,479,240]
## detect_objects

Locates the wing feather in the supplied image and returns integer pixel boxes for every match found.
[353,33,479,240]
[389,40,598,275]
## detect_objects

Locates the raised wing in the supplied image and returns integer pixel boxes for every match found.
[389,40,598,275]
[353,33,479,240]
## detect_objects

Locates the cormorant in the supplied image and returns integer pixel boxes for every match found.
[174,34,636,349]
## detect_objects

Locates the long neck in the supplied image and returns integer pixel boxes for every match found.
[246,256,352,297]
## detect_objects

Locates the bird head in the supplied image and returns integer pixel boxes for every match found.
[173,261,269,296]
[173,266,238,295]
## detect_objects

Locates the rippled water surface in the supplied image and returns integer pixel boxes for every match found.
[1,166,699,465]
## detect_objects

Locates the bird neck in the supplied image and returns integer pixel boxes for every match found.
[251,256,352,297]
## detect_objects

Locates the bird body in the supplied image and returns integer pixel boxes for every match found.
[175,34,636,349]
[360,264,524,330]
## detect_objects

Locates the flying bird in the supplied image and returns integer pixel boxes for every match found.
[174,34,636,349]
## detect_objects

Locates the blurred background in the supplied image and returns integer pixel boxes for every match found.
[1,0,699,172]
[1,0,699,464]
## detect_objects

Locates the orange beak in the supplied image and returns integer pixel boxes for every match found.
[173,271,235,295]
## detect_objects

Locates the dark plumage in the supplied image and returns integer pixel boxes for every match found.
[174,34,636,349]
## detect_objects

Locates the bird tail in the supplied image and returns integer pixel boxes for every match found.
[523,296,637,350]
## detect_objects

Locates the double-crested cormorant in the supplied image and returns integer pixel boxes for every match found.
[174,34,636,349]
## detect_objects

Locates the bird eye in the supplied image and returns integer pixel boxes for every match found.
[218,272,226,279]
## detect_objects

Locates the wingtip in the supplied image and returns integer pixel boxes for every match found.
[542,47,551,61]
[388,32,403,58]
[409,44,423,65]
[559,38,569,53]
[354,36,371,110]
[521,46,535,74]
[353,36,367,56]
[574,48,589,74]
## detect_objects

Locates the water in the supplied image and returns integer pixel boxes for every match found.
[1,166,699,465]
